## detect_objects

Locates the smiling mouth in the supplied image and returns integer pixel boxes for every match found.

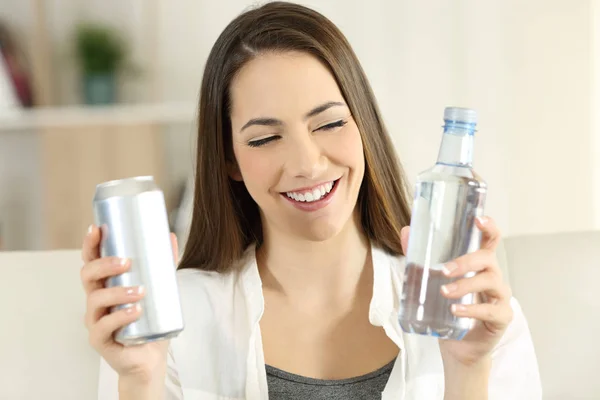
[282,179,340,203]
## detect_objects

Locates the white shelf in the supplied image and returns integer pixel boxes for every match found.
[0,102,197,131]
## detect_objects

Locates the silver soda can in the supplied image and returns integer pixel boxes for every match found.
[93,176,184,345]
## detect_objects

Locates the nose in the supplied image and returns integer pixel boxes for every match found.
[285,134,327,180]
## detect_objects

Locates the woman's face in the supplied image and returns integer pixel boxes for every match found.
[229,51,365,242]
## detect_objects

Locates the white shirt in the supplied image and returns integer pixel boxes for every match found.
[98,244,542,399]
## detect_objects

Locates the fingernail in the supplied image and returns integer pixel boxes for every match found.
[125,304,141,314]
[114,258,130,268]
[441,283,457,294]
[126,286,145,297]
[87,225,93,235]
[476,216,488,226]
[443,262,458,276]
[401,227,409,240]
[451,304,467,313]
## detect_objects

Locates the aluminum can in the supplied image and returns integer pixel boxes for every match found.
[93,176,184,345]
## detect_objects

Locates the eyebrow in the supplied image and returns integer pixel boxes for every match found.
[240,101,346,132]
[304,101,346,119]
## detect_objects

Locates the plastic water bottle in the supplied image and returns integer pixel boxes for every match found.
[398,107,486,340]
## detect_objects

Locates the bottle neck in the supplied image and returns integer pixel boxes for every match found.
[436,121,476,167]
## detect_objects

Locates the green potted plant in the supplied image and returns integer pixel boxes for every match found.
[74,23,125,105]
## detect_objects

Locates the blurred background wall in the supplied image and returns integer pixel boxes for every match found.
[0,0,598,250]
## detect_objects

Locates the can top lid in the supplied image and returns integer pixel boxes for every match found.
[94,176,158,201]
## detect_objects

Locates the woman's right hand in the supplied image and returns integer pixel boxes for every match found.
[80,224,178,383]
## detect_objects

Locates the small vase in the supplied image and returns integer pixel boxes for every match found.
[83,73,116,105]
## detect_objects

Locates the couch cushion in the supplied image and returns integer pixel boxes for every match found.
[504,231,600,400]
[0,250,100,400]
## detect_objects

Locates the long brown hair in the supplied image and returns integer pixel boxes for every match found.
[179,1,412,272]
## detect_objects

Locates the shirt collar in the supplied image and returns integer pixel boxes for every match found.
[369,245,406,353]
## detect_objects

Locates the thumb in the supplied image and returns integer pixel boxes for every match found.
[170,233,179,265]
[400,226,410,255]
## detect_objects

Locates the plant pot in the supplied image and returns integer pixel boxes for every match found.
[83,73,116,105]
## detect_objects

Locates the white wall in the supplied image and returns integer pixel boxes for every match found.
[503,0,594,236]
[592,0,600,229]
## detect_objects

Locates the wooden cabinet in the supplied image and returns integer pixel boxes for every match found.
[0,103,195,251]
[39,123,166,249]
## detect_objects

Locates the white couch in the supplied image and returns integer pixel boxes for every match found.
[1,231,598,399]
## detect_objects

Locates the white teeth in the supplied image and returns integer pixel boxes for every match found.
[285,180,336,203]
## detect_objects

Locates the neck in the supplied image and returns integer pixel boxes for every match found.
[436,122,475,167]
[257,211,371,306]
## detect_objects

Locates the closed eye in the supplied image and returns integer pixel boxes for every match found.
[248,136,280,148]
[248,119,347,147]
[316,119,347,132]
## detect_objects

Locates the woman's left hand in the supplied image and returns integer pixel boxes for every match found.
[400,216,513,367]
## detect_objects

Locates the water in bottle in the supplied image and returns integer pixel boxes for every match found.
[398,107,486,340]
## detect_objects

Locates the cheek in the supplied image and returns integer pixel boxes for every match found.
[326,125,365,173]
[234,146,279,193]
[349,129,365,170]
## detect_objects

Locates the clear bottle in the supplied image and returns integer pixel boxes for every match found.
[398,107,486,340]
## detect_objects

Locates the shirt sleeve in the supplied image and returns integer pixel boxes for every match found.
[489,297,542,399]
[97,344,183,400]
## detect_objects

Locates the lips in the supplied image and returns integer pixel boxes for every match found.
[285,181,335,203]
[280,178,340,212]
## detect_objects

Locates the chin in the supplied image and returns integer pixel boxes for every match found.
[302,222,341,242]
[296,213,355,242]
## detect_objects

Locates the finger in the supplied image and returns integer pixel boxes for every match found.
[80,257,131,294]
[82,224,101,263]
[443,248,498,277]
[400,226,409,255]
[451,302,514,331]
[89,304,142,349]
[441,271,508,300]
[86,286,145,326]
[476,216,501,251]
[170,233,179,265]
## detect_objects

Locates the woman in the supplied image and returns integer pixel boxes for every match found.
[81,2,541,399]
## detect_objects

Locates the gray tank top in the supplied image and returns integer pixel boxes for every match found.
[266,359,395,399]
